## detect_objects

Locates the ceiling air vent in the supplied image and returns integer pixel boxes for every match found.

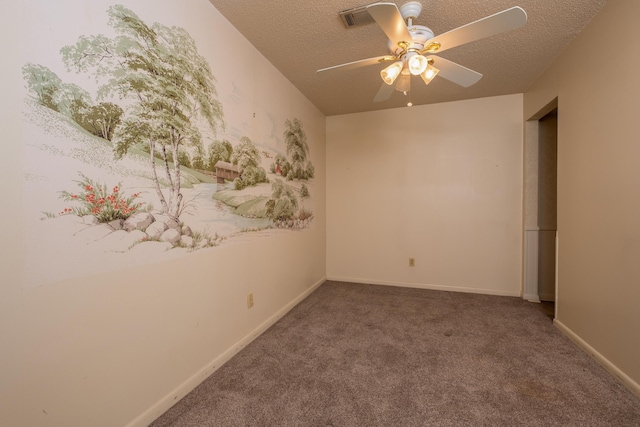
[339,4,375,28]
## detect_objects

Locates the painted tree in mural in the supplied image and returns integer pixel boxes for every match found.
[70,101,124,141]
[283,118,314,180]
[61,5,224,221]
[207,139,234,172]
[23,63,92,118]
[22,63,65,111]
[231,136,268,190]
[265,179,298,224]
[23,63,123,141]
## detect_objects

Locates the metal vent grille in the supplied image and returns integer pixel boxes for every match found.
[339,4,374,28]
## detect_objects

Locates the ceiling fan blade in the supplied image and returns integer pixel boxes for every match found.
[366,2,413,49]
[425,7,527,54]
[373,82,395,102]
[317,55,394,73]
[428,56,482,87]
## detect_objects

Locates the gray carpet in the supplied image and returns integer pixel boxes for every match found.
[151,281,640,426]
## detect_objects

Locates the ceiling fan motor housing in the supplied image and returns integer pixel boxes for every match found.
[388,24,435,57]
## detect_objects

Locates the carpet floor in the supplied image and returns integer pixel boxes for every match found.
[151,281,640,426]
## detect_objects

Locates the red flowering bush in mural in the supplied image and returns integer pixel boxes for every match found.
[59,174,143,222]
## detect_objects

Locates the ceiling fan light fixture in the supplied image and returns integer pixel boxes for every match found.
[407,53,428,75]
[420,64,439,85]
[380,61,403,85]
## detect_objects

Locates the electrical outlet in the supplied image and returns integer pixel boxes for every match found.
[409,258,415,267]
[247,292,254,309]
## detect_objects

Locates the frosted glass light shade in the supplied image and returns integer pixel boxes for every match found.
[395,72,411,92]
[420,64,439,85]
[408,53,428,75]
[381,62,403,85]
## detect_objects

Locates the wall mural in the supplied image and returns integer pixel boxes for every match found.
[22,3,315,287]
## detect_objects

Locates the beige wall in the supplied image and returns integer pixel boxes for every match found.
[0,1,23,425]
[326,94,523,296]
[524,0,640,391]
[0,1,326,426]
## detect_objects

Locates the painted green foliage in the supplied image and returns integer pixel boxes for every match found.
[272,118,315,181]
[207,140,233,172]
[22,63,67,112]
[231,136,268,190]
[71,101,124,141]
[266,179,299,222]
[286,118,314,180]
[23,62,125,142]
[60,4,225,221]
[23,62,125,141]
[263,118,315,227]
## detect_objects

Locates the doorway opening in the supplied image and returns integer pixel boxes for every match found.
[523,98,558,316]
[537,108,557,303]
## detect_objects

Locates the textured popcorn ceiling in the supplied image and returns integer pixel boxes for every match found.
[208,0,607,116]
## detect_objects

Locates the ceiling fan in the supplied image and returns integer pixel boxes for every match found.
[317,2,527,104]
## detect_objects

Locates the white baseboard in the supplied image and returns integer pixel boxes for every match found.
[326,276,521,297]
[126,276,326,427]
[554,319,640,400]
